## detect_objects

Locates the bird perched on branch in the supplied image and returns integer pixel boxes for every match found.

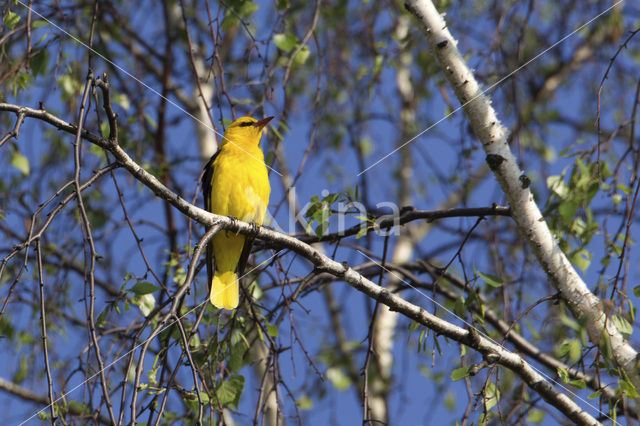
[202,116,272,310]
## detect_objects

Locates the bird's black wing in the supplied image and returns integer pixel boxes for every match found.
[202,151,219,291]
[236,236,254,279]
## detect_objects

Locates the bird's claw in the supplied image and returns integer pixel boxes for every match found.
[227,216,239,235]
[249,221,260,236]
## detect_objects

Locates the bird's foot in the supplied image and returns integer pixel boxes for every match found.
[227,216,239,235]
[249,221,260,237]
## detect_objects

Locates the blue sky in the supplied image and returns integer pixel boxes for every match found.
[2,1,639,425]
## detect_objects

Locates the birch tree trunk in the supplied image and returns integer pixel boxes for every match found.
[367,13,416,424]
[404,0,640,395]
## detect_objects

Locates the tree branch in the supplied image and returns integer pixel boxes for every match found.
[0,96,600,424]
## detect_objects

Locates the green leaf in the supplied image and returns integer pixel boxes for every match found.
[444,391,456,411]
[229,343,248,373]
[322,192,340,204]
[132,293,156,317]
[239,1,258,16]
[599,329,613,361]
[13,355,29,384]
[559,314,579,331]
[36,412,51,421]
[30,49,49,77]
[87,207,108,230]
[569,379,586,389]
[612,194,622,205]
[265,150,275,167]
[588,390,602,399]
[57,74,81,100]
[113,93,131,111]
[4,11,20,30]
[484,382,500,411]
[67,400,91,415]
[273,33,298,52]
[559,338,581,363]
[11,70,32,95]
[294,45,310,65]
[100,121,110,138]
[17,331,35,349]
[172,267,186,286]
[247,280,263,300]
[526,409,545,424]
[612,315,633,337]
[451,366,472,381]
[216,374,245,408]
[557,367,569,383]
[621,376,640,398]
[433,334,442,356]
[312,207,329,224]
[161,411,178,422]
[599,160,613,179]
[558,200,579,223]
[35,32,49,47]
[0,318,14,340]
[326,367,351,390]
[356,226,368,239]
[315,221,328,238]
[267,322,278,337]
[547,175,569,198]
[221,14,239,31]
[11,150,30,176]
[372,54,384,75]
[617,184,632,195]
[96,309,108,328]
[144,113,157,130]
[570,249,591,272]
[129,281,161,295]
[148,359,160,386]
[32,20,48,29]
[297,395,313,410]
[477,271,503,288]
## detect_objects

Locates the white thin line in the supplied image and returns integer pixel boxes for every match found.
[19,252,279,425]
[14,0,282,177]
[358,0,624,176]
[356,249,612,421]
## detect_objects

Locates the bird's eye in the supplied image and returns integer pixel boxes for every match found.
[239,121,253,127]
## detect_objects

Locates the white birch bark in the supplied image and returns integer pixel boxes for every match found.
[368,14,416,423]
[404,0,640,391]
[192,59,218,160]
[249,338,283,426]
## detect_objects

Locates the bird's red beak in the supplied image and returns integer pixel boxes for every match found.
[254,116,274,129]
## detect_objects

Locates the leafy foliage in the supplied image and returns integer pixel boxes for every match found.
[0,0,639,425]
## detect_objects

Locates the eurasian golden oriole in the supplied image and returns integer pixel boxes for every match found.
[202,116,272,310]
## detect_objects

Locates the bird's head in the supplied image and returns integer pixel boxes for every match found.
[221,116,273,148]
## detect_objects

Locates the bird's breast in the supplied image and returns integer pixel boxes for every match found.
[211,148,270,224]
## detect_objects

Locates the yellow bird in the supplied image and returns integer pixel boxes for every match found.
[202,116,272,310]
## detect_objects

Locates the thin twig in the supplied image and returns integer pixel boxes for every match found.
[36,239,56,424]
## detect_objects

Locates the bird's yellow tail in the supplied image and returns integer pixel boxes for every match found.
[210,271,239,310]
